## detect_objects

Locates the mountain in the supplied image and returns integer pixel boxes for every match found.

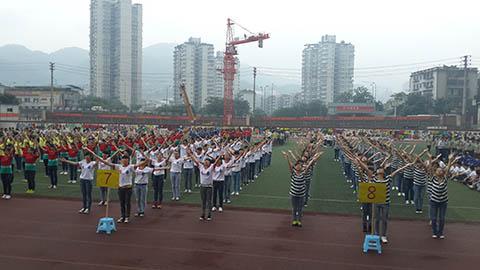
[0,43,300,98]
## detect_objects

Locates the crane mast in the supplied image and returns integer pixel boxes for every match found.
[223,18,270,125]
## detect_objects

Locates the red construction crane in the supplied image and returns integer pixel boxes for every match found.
[223,18,270,125]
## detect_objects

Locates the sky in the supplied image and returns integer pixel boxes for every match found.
[1,0,479,100]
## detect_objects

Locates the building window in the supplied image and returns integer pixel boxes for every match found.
[6,108,13,112]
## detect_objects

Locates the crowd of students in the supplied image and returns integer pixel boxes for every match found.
[0,126,275,223]
[336,132,460,242]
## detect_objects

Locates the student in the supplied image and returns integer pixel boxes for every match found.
[193,147,204,188]
[133,158,153,217]
[86,148,147,223]
[428,154,458,239]
[283,151,321,227]
[66,143,79,184]
[183,154,194,194]
[44,143,60,189]
[0,145,14,199]
[190,151,216,221]
[152,152,168,209]
[212,158,225,212]
[96,150,122,206]
[169,151,184,201]
[23,146,40,194]
[61,154,97,214]
[223,153,234,204]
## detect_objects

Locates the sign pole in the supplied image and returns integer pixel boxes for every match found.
[105,188,110,218]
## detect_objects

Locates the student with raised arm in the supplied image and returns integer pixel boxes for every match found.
[189,150,217,221]
[151,152,169,209]
[85,147,147,224]
[60,153,97,214]
[283,151,321,227]
[355,153,416,243]
[96,150,122,206]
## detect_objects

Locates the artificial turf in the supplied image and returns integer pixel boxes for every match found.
[8,141,480,222]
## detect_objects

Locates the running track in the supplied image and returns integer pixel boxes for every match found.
[0,198,478,270]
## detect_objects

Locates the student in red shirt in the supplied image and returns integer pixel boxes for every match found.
[67,144,79,184]
[1,145,14,199]
[23,147,40,194]
[44,143,60,189]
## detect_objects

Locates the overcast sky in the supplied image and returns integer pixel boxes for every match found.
[1,0,479,100]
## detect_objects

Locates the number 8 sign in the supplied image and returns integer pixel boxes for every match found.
[96,170,120,189]
[358,182,387,204]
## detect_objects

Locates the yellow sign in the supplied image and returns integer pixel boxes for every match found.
[358,182,387,204]
[96,170,120,189]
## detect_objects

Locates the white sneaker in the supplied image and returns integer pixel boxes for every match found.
[381,236,388,243]
[78,208,85,213]
[402,193,405,197]
[218,207,223,212]
[184,189,188,193]
[175,197,180,201]
[410,200,414,204]
[405,201,410,205]
[439,235,445,239]
[231,192,235,195]
[72,180,77,184]
[188,190,192,193]
[83,209,90,214]
[212,207,217,212]
[397,192,402,196]
[5,195,11,200]
[235,192,239,196]
[53,185,57,189]
[171,197,175,201]
[432,235,438,239]
[1,194,6,199]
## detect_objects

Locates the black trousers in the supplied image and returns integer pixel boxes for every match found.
[25,170,36,190]
[48,166,58,186]
[118,187,132,218]
[1,173,13,195]
[69,163,78,181]
[200,186,212,218]
[212,181,224,208]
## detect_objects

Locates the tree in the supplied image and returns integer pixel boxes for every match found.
[335,91,353,103]
[272,100,328,117]
[200,97,250,117]
[79,95,129,112]
[352,86,375,103]
[396,93,432,116]
[433,97,458,115]
[0,94,19,105]
[155,104,186,115]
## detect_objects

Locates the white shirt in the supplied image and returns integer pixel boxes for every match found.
[180,144,188,157]
[223,159,234,176]
[115,164,135,187]
[232,157,242,172]
[183,157,194,169]
[79,160,96,180]
[199,165,214,185]
[212,164,225,181]
[152,159,166,176]
[169,157,184,173]
[194,151,205,167]
[135,167,153,184]
[98,158,112,170]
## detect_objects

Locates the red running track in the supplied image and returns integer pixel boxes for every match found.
[0,198,478,270]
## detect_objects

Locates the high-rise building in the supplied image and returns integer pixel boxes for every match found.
[213,51,241,100]
[302,35,354,104]
[90,0,142,108]
[173,38,215,109]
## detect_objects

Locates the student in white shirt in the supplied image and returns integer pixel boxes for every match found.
[223,154,234,204]
[183,154,194,193]
[190,151,216,221]
[86,149,148,224]
[151,153,168,209]
[212,158,226,212]
[169,151,184,201]
[193,147,205,188]
[61,153,97,214]
[134,158,153,217]
[97,150,122,206]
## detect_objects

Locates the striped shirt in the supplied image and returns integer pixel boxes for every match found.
[403,165,414,179]
[373,175,392,204]
[429,176,448,203]
[413,165,427,186]
[289,170,306,197]
[304,166,313,181]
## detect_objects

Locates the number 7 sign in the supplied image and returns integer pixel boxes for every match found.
[96,170,120,189]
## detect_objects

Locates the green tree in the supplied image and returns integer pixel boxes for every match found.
[352,86,375,103]
[397,93,432,116]
[272,100,327,117]
[0,94,20,105]
[200,97,250,116]
[335,91,353,103]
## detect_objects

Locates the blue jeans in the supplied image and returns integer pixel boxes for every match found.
[394,173,403,192]
[403,178,414,201]
[291,196,304,222]
[134,184,148,214]
[430,201,447,236]
[170,172,181,198]
[374,204,390,237]
[413,184,425,211]
[224,175,232,201]
[80,179,92,210]
[232,171,241,193]
[152,174,165,203]
[183,168,193,190]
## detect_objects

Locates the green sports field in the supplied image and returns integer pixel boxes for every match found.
[9,141,480,222]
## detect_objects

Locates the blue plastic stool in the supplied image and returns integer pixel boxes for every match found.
[363,234,382,254]
[96,217,116,234]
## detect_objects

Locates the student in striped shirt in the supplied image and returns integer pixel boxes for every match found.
[283,151,322,227]
[428,154,459,239]
[357,157,415,244]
